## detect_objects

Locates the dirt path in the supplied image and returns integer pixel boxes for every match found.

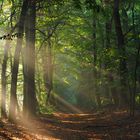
[0,111,140,139]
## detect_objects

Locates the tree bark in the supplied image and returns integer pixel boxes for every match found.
[113,0,129,106]
[92,17,101,107]
[9,0,29,121]
[105,21,111,48]
[131,2,139,116]
[42,1,53,105]
[42,42,53,105]
[1,42,10,118]
[23,0,37,118]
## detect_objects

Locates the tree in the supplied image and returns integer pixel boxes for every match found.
[9,0,29,121]
[1,42,9,118]
[23,0,37,118]
[113,0,129,106]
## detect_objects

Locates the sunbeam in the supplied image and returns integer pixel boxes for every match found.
[53,93,83,114]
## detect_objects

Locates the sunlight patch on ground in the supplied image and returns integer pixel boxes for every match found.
[16,117,57,140]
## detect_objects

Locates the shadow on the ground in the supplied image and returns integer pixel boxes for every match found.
[0,111,140,140]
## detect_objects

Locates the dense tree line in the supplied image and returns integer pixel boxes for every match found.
[0,0,139,121]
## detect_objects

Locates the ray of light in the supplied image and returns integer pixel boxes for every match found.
[53,93,83,114]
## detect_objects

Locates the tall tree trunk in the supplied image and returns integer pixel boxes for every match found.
[105,21,111,48]
[46,36,53,104]
[9,0,29,121]
[42,41,53,105]
[23,0,37,118]
[1,42,10,118]
[46,0,53,104]
[1,23,17,118]
[42,1,53,105]
[113,0,129,106]
[105,19,113,104]
[92,17,101,107]
[23,5,30,118]
[131,2,138,116]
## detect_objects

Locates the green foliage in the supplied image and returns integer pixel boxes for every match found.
[39,104,55,114]
[0,0,140,116]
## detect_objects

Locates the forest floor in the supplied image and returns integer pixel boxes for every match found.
[0,110,140,140]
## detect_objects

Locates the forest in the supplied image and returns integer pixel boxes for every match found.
[0,0,140,139]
